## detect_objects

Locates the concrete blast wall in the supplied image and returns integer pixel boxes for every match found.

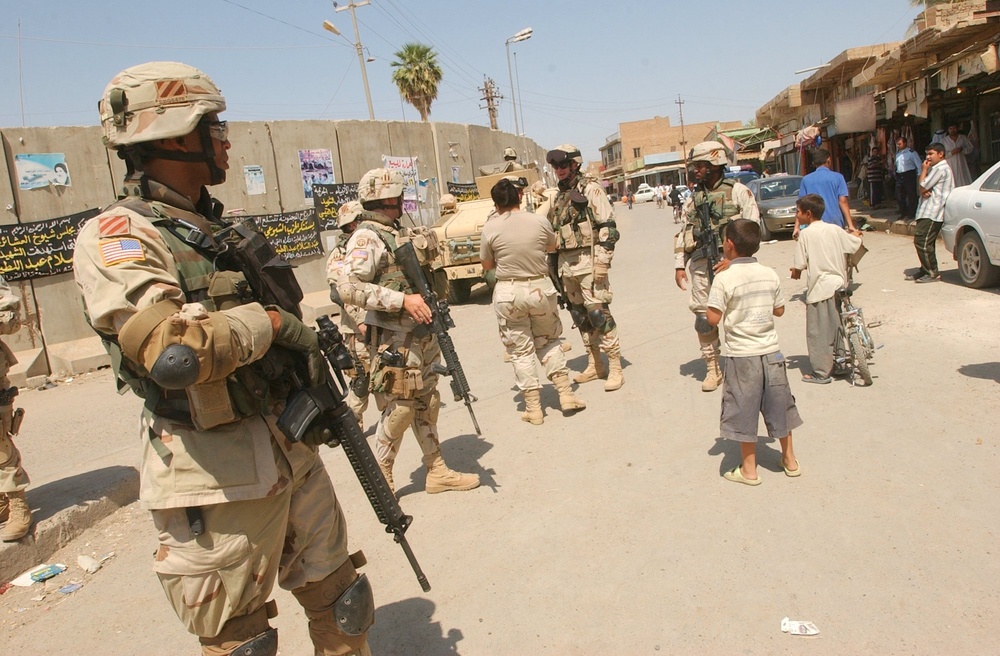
[0,120,543,385]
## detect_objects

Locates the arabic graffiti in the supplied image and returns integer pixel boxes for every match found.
[0,208,99,281]
[312,183,359,231]
[250,209,323,260]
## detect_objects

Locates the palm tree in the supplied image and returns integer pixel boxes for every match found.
[390,43,443,121]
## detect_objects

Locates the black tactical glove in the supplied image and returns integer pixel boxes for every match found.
[268,306,326,388]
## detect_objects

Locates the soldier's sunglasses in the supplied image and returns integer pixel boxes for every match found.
[551,160,572,169]
[201,120,229,142]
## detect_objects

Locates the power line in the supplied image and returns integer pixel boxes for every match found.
[0,32,343,50]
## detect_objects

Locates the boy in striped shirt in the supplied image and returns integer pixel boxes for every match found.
[909,143,955,283]
[707,219,802,485]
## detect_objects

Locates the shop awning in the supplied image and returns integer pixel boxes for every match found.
[625,163,686,180]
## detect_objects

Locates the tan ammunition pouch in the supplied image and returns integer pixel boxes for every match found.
[558,219,594,250]
[681,223,699,254]
[370,361,423,398]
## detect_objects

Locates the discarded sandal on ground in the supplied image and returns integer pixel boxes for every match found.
[801,374,832,384]
[781,459,801,477]
[723,466,761,486]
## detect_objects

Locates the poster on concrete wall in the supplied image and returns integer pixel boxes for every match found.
[14,153,72,190]
[0,208,99,280]
[312,183,359,231]
[382,155,419,213]
[446,182,479,201]
[243,165,266,196]
[298,149,336,199]
[250,209,322,260]
[451,166,460,183]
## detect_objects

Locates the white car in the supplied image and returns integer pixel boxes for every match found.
[941,161,1000,288]
[633,184,656,203]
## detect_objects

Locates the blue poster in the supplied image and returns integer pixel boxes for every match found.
[15,153,71,190]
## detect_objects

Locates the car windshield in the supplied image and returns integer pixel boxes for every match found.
[756,177,802,201]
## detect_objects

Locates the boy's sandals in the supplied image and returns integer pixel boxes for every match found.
[781,459,801,478]
[801,374,832,384]
[723,466,762,486]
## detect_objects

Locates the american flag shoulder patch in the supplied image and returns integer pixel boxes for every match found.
[100,238,145,266]
[99,214,131,237]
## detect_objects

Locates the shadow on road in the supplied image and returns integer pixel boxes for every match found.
[369,597,463,655]
[958,362,1000,383]
[707,436,785,475]
[28,465,138,524]
[678,357,705,380]
[397,434,497,498]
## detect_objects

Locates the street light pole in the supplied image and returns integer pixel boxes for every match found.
[505,28,532,139]
[323,0,375,120]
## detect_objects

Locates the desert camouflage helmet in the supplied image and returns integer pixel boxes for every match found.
[439,193,458,211]
[99,62,226,149]
[358,168,405,202]
[546,144,583,166]
[503,146,517,160]
[337,200,364,228]
[688,141,729,167]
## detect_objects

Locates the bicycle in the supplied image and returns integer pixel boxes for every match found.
[832,268,877,386]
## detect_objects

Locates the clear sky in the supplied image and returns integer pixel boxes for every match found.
[0,1,923,163]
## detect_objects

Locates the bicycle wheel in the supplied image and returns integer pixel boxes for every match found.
[849,331,873,386]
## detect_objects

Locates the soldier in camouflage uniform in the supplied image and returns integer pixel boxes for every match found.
[545,144,624,392]
[0,275,31,542]
[480,178,586,425]
[326,200,381,429]
[674,141,760,392]
[73,62,371,656]
[337,168,480,495]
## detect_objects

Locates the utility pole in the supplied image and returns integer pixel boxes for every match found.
[480,76,502,130]
[676,94,687,182]
[335,0,375,120]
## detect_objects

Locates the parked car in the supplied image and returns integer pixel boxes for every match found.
[724,170,760,187]
[744,175,802,240]
[633,183,656,203]
[941,160,1000,288]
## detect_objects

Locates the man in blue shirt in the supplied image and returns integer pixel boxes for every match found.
[795,148,855,237]
[894,136,923,220]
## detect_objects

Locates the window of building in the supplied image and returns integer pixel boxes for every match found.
[633,147,641,158]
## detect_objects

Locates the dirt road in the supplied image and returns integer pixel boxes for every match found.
[3,201,998,654]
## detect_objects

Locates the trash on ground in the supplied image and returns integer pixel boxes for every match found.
[30,564,67,583]
[99,551,116,563]
[58,582,83,595]
[764,239,778,244]
[77,555,102,573]
[12,564,60,587]
[30,594,46,601]
[0,582,11,595]
[781,617,820,636]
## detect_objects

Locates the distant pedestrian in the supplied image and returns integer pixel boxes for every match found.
[866,147,886,209]
[894,137,923,220]
[789,194,864,384]
[795,148,856,236]
[941,124,973,187]
[706,219,802,485]
[906,142,954,283]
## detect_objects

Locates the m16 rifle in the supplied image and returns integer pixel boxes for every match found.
[695,181,722,285]
[212,218,430,592]
[394,241,481,436]
[546,252,591,331]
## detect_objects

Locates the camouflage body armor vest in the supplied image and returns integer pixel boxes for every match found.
[97,194,285,427]
[551,176,599,251]
[685,178,741,259]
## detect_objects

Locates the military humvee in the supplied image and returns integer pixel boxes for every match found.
[431,164,543,304]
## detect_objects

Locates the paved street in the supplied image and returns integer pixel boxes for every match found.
[2,199,999,654]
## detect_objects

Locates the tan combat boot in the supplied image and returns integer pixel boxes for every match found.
[1,491,31,542]
[550,373,586,415]
[604,354,624,392]
[520,389,544,425]
[573,348,608,384]
[0,495,8,524]
[702,355,722,392]
[423,455,480,494]
[377,459,395,495]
